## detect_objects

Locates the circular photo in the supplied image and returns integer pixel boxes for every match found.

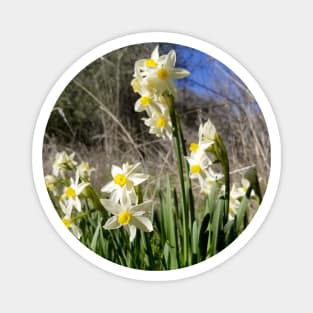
[33,33,280,280]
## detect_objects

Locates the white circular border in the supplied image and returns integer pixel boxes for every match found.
[32,32,281,281]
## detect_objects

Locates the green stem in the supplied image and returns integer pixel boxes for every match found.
[215,134,230,225]
[167,94,190,266]
[71,208,97,222]
[176,114,195,225]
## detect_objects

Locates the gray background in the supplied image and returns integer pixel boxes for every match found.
[1,1,311,312]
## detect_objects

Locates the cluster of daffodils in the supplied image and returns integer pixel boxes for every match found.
[131,46,190,140]
[186,119,254,220]
[186,119,223,195]
[45,151,94,239]
[101,162,153,242]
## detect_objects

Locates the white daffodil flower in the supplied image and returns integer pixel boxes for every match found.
[200,168,223,195]
[45,175,58,196]
[198,119,216,145]
[186,151,212,183]
[101,162,149,204]
[142,49,189,96]
[134,87,161,117]
[52,151,77,177]
[101,198,153,242]
[134,45,167,72]
[77,162,95,180]
[142,110,172,140]
[62,216,82,239]
[188,119,216,156]
[59,201,82,239]
[230,178,254,199]
[228,180,253,220]
[61,173,89,213]
[188,141,212,157]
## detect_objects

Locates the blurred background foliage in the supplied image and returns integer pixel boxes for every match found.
[43,43,270,193]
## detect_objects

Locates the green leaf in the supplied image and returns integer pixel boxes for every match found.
[224,218,236,245]
[90,221,102,251]
[191,220,198,255]
[199,212,211,260]
[211,199,224,255]
[236,196,249,234]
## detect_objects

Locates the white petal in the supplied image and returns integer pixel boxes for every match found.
[130,200,152,215]
[101,181,116,193]
[135,100,145,112]
[75,198,82,212]
[131,216,153,232]
[242,178,250,189]
[126,162,141,176]
[129,173,149,185]
[129,188,138,205]
[119,187,132,209]
[110,190,121,203]
[77,182,90,194]
[71,224,82,239]
[100,199,121,214]
[104,216,121,230]
[59,201,71,216]
[127,224,137,242]
[172,68,190,79]
[111,165,123,178]
[132,211,146,216]
[151,45,159,61]
[166,50,176,67]
[143,117,153,127]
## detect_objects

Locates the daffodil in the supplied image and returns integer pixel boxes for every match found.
[142,110,172,140]
[186,151,212,182]
[52,151,77,177]
[77,162,95,180]
[198,119,216,146]
[188,119,216,156]
[101,162,149,204]
[59,201,82,239]
[45,175,58,196]
[228,179,253,220]
[138,48,190,96]
[134,87,160,116]
[61,216,82,239]
[134,45,163,71]
[199,168,223,195]
[101,198,153,242]
[61,173,89,213]
[230,178,253,199]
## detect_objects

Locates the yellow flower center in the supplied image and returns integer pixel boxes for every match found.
[157,117,166,129]
[83,163,89,170]
[145,58,157,67]
[191,164,201,174]
[118,211,132,225]
[62,218,72,228]
[114,174,128,186]
[65,187,76,198]
[189,143,199,152]
[140,96,151,107]
[157,68,169,80]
